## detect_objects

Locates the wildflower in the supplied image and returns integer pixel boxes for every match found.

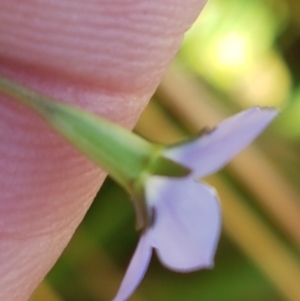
[0,76,278,301]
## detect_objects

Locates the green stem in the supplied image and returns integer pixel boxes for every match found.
[0,76,157,192]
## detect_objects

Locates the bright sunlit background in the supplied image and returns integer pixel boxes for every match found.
[30,0,300,300]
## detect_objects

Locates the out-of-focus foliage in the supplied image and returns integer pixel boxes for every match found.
[180,0,290,108]
[31,0,300,300]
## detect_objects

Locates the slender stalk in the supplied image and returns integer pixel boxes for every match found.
[0,76,155,191]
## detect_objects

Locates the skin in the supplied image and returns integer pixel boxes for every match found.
[0,0,207,300]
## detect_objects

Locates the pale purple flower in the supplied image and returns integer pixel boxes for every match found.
[112,107,278,301]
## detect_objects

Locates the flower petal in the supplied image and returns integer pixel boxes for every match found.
[146,176,221,272]
[164,107,278,178]
[112,232,152,301]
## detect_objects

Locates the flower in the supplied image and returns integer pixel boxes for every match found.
[0,78,278,301]
[112,107,278,301]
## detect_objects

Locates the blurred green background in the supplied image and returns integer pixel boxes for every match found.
[30,0,300,300]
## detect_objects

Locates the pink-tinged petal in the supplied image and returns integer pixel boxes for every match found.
[112,232,152,301]
[146,176,221,272]
[164,107,278,178]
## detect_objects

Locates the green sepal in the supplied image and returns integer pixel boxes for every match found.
[149,155,191,177]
